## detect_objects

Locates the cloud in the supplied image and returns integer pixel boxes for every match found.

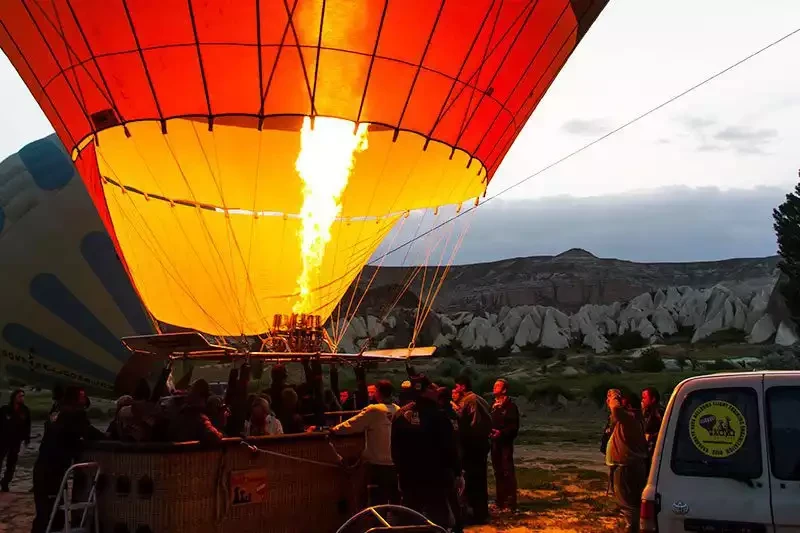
[561,118,611,136]
[682,116,716,131]
[713,126,778,154]
[373,186,787,266]
[678,116,779,155]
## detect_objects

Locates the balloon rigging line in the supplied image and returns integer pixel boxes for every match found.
[369,25,800,265]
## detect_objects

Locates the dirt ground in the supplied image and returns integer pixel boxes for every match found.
[0,415,622,532]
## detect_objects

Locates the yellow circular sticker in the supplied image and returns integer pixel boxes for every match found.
[689,400,747,458]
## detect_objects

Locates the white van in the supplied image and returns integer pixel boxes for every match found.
[641,371,800,533]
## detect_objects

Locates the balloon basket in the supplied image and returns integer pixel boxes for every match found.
[81,432,366,533]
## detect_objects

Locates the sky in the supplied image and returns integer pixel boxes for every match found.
[2,0,799,266]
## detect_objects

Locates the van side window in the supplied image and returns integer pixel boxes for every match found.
[671,387,762,479]
[766,387,800,481]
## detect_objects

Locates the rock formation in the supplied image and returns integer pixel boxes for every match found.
[326,276,793,354]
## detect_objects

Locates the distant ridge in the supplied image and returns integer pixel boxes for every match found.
[356,250,780,314]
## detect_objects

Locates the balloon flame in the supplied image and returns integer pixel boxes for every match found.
[293,117,369,314]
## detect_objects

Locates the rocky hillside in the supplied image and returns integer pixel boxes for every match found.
[357,249,779,315]
[330,278,800,357]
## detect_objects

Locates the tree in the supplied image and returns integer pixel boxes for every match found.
[773,170,800,324]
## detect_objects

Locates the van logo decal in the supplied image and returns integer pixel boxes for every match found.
[689,400,747,458]
[672,501,689,515]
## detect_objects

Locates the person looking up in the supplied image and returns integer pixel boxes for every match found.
[490,379,519,512]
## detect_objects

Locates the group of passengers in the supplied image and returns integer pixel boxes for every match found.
[28,362,520,533]
[324,366,520,533]
[103,359,377,444]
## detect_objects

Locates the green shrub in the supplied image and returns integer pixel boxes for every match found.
[609,331,647,352]
[469,347,500,366]
[524,345,554,359]
[661,326,694,345]
[706,359,737,370]
[502,378,530,398]
[529,383,574,403]
[631,347,665,373]
[435,358,464,378]
[435,344,459,358]
[696,329,747,345]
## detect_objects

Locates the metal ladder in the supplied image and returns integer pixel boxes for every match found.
[45,462,101,533]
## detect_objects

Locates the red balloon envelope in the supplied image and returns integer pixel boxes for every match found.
[0,0,607,336]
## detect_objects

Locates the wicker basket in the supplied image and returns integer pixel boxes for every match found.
[82,432,366,533]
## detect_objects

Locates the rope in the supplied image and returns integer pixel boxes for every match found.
[239,437,360,471]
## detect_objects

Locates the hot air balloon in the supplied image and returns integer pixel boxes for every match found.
[0,134,153,393]
[0,0,607,345]
[2,3,609,532]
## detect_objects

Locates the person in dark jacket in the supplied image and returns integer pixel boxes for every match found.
[438,386,465,533]
[641,387,663,468]
[392,377,463,529]
[105,395,134,440]
[490,379,519,512]
[31,386,104,533]
[1,389,32,491]
[167,380,224,444]
[606,389,649,533]
[278,387,305,434]
[452,374,492,525]
[44,384,65,434]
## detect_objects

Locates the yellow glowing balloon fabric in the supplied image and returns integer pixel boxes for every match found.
[0,0,607,336]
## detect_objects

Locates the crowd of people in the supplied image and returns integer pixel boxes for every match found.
[329,368,520,532]
[0,363,671,533]
[1,361,520,533]
[602,386,664,533]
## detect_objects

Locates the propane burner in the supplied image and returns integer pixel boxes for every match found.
[264,313,326,353]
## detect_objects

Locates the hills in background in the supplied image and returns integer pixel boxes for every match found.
[354,248,779,315]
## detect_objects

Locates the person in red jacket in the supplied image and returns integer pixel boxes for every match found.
[490,379,519,512]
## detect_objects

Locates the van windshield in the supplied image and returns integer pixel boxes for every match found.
[766,386,800,481]
[671,387,762,479]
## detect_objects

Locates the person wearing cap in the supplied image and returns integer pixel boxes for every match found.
[330,380,399,505]
[392,376,462,529]
[490,379,519,512]
[452,374,492,525]
[605,388,648,533]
